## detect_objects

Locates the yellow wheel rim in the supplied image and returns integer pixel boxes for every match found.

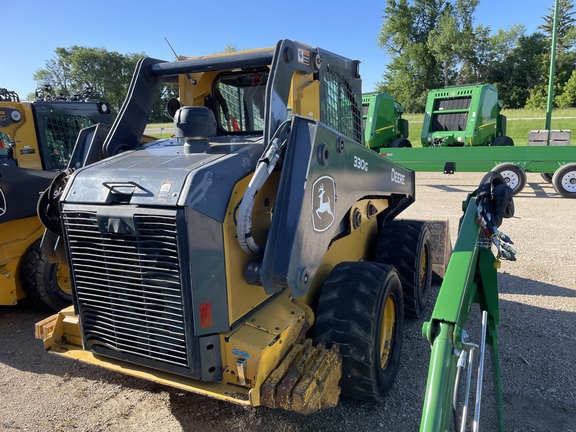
[56,264,72,296]
[379,296,396,369]
[419,245,428,288]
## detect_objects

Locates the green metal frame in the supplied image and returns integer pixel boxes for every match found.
[380,145,576,174]
[420,191,505,431]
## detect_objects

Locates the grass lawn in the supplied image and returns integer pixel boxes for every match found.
[148,109,576,145]
[404,108,576,147]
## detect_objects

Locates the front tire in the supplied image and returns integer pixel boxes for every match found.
[314,262,404,402]
[21,239,72,311]
[374,220,432,319]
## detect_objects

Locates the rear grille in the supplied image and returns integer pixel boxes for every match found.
[63,208,189,368]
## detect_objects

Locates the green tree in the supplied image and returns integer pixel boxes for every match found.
[33,46,178,122]
[538,0,576,51]
[556,70,576,107]
[378,0,505,111]
[427,7,459,86]
[34,46,145,113]
[486,32,548,108]
[377,0,447,112]
[534,0,576,108]
[32,47,74,95]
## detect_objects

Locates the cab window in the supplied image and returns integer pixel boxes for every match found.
[214,71,267,133]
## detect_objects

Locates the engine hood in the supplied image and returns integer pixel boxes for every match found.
[62,137,263,222]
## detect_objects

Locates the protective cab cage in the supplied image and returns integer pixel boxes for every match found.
[101,39,363,159]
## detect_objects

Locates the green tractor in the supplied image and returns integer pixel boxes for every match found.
[421,84,512,147]
[362,92,411,151]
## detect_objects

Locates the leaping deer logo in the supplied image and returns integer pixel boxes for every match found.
[312,176,336,232]
[0,188,6,217]
[316,183,334,220]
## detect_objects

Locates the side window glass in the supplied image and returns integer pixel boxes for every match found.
[215,72,267,133]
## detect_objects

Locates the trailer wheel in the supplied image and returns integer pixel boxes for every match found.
[373,220,432,319]
[314,262,403,402]
[552,163,576,198]
[389,138,412,148]
[21,239,72,311]
[541,172,553,183]
[492,135,514,146]
[491,163,526,195]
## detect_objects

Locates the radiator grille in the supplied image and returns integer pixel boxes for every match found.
[63,209,188,368]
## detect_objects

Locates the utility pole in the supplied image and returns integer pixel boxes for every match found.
[545,0,560,144]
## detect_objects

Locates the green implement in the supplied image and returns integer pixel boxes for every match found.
[421,84,509,148]
[380,145,576,197]
[362,92,411,151]
[420,172,516,431]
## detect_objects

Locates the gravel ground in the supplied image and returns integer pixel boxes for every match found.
[1,171,575,431]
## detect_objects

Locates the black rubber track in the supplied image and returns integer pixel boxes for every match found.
[374,220,432,319]
[314,262,404,402]
[21,238,71,311]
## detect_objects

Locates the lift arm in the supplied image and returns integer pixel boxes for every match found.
[420,172,516,431]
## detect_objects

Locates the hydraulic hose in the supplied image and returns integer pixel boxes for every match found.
[236,121,290,255]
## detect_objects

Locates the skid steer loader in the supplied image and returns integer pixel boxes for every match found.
[35,40,451,413]
[0,86,112,310]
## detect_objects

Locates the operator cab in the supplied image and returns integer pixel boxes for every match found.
[210,70,268,134]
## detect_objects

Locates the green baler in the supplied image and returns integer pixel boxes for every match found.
[362,92,411,151]
[421,84,511,147]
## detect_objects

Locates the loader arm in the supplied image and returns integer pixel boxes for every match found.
[420,172,515,431]
[260,115,414,298]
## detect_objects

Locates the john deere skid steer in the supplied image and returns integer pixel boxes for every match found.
[0,87,112,309]
[35,40,450,413]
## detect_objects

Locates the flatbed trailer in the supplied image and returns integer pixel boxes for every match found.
[380,145,576,198]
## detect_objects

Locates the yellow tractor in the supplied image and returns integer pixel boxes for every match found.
[0,86,111,310]
[35,40,450,413]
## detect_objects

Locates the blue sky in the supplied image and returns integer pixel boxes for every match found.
[1,0,555,100]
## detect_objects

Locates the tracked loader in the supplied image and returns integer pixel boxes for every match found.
[0,86,112,310]
[35,40,454,413]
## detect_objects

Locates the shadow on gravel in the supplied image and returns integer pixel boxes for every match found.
[422,178,561,199]
[0,302,168,396]
[499,272,576,298]
[426,184,475,193]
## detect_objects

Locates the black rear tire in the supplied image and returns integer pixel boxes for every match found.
[314,262,404,402]
[492,135,514,146]
[21,239,72,311]
[390,137,412,148]
[541,172,553,183]
[374,220,432,319]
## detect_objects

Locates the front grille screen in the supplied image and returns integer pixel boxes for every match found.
[63,209,189,368]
